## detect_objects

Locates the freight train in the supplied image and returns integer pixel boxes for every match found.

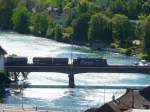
[5,56,28,66]
[5,56,108,66]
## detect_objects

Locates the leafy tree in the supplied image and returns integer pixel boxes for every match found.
[77,0,89,14]
[0,0,15,30]
[112,14,133,47]
[126,0,142,19]
[108,0,126,15]
[46,27,54,39]
[11,6,31,33]
[46,18,57,39]
[72,13,90,44]
[63,27,74,41]
[32,12,49,36]
[88,13,112,44]
[142,1,150,15]
[54,24,63,41]
[141,16,150,52]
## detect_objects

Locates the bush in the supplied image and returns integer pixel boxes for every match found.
[0,72,10,98]
[125,48,132,56]
[140,53,150,61]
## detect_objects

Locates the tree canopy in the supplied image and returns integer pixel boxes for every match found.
[88,13,112,44]
[12,6,31,33]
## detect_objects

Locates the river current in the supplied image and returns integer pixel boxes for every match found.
[0,32,150,111]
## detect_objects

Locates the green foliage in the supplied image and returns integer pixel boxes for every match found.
[142,1,150,15]
[12,6,31,33]
[46,27,54,39]
[2,0,150,53]
[138,52,150,61]
[77,0,89,14]
[54,24,63,41]
[126,0,142,19]
[0,0,15,30]
[46,17,57,39]
[108,0,126,15]
[72,13,90,44]
[112,14,133,47]
[0,72,10,98]
[88,13,112,44]
[32,12,49,36]
[63,27,73,41]
[141,16,150,52]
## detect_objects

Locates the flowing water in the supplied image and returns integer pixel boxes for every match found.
[0,31,150,111]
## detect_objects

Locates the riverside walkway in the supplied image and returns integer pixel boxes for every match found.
[0,104,75,112]
[5,65,150,88]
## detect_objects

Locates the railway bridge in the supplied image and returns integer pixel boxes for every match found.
[5,65,150,88]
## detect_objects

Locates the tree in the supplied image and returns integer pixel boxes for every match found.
[142,1,150,15]
[108,0,126,15]
[11,6,31,33]
[141,16,150,52]
[32,12,49,36]
[63,27,74,41]
[112,14,133,47]
[77,0,89,14]
[88,13,112,44]
[0,0,15,30]
[126,0,142,19]
[72,13,90,44]
[54,24,63,41]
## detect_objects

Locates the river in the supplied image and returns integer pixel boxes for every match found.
[0,31,150,111]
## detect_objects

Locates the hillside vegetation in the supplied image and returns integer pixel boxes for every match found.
[0,0,150,59]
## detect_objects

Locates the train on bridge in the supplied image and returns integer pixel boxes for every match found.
[5,56,108,66]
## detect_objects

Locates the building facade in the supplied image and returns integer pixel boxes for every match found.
[0,46,7,71]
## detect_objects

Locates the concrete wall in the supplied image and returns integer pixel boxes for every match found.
[0,55,4,71]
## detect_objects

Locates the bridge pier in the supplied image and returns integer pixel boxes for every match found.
[68,73,75,88]
[14,72,19,82]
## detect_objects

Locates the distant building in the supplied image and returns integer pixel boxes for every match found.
[0,46,7,71]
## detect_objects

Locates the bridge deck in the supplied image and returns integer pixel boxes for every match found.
[5,65,150,74]
[10,85,148,89]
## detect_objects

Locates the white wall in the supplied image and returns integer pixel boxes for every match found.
[0,55,4,71]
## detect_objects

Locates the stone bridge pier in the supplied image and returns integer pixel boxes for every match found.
[68,72,75,88]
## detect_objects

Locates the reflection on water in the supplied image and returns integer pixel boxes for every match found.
[0,32,150,111]
[6,88,125,110]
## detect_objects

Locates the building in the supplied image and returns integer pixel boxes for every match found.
[125,109,150,112]
[0,46,7,71]
[86,86,150,112]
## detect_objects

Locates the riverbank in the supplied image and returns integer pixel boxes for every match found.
[0,104,62,112]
